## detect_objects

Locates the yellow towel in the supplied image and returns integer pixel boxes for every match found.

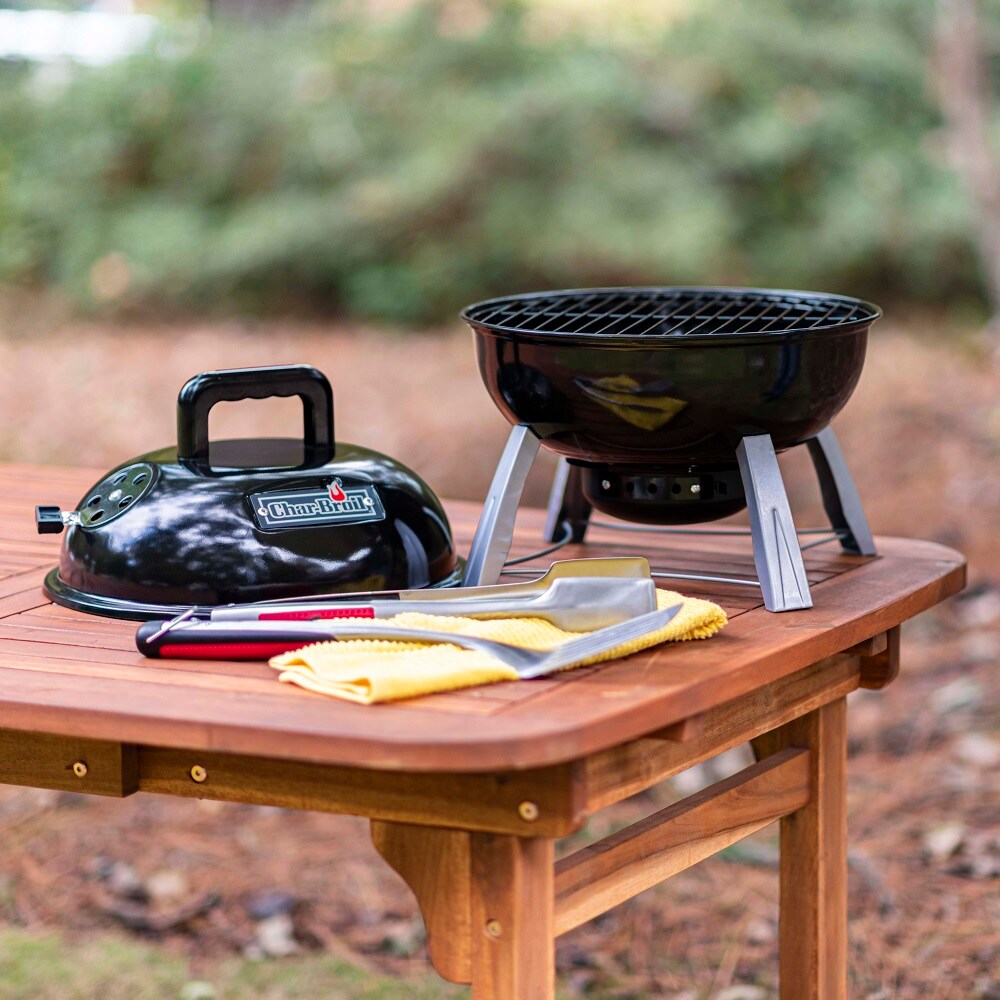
[269,590,726,705]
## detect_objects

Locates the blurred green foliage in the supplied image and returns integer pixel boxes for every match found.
[0,0,982,322]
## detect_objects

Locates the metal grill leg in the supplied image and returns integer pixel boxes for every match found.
[543,459,592,544]
[737,435,812,612]
[806,427,876,556]
[463,425,541,586]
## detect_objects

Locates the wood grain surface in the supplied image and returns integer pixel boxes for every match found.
[0,464,965,772]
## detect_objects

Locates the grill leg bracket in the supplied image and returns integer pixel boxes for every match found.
[463,425,540,586]
[470,429,872,612]
[807,428,876,557]
[738,434,813,612]
[543,460,592,544]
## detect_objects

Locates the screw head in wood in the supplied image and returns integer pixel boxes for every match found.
[518,800,539,822]
[72,761,88,778]
[190,765,208,783]
[485,919,503,939]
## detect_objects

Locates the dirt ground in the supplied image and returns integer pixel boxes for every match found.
[0,308,997,998]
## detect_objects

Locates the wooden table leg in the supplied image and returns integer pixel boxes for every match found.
[470,833,555,1000]
[755,698,848,1000]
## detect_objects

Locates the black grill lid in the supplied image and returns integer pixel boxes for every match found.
[462,287,882,344]
[38,365,461,620]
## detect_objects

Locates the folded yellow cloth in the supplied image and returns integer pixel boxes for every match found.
[269,590,726,705]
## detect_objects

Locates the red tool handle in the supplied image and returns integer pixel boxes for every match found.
[258,607,376,621]
[136,622,324,660]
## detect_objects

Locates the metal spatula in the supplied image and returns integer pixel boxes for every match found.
[137,604,683,677]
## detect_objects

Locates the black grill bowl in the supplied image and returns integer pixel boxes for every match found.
[463,287,881,469]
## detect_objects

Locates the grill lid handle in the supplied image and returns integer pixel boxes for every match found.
[176,365,335,465]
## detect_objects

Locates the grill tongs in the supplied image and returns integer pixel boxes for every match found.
[209,556,655,631]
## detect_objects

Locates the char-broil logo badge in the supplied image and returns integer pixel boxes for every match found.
[251,479,385,530]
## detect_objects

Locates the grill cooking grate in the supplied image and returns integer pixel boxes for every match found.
[464,288,879,339]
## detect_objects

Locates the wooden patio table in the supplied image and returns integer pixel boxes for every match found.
[0,464,965,999]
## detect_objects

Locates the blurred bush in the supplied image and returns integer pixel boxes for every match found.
[0,0,982,322]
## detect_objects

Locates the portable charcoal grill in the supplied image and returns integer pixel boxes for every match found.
[460,286,882,612]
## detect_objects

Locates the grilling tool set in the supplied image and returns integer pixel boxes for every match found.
[136,561,660,660]
[35,285,882,670]
[137,606,682,679]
